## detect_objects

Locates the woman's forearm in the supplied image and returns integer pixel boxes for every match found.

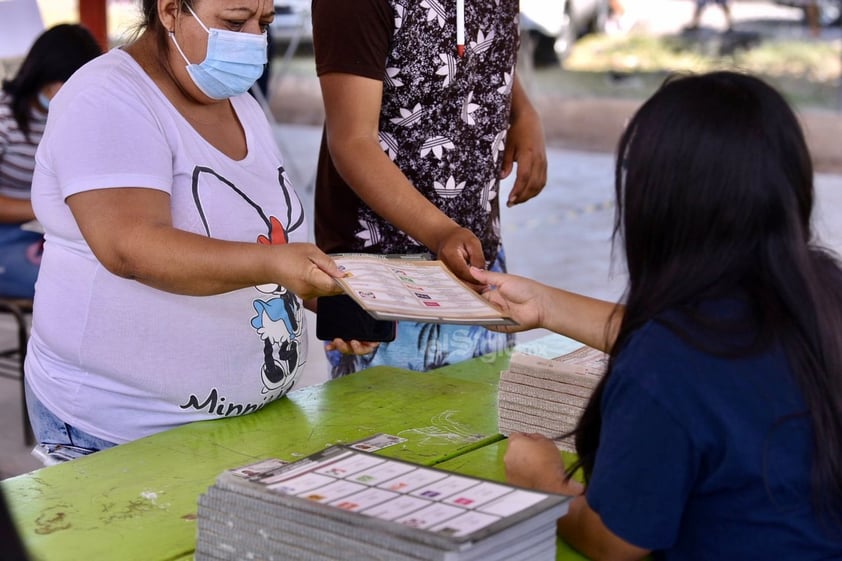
[0,195,36,223]
[541,288,622,352]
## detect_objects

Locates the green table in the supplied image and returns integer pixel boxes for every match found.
[2,336,587,561]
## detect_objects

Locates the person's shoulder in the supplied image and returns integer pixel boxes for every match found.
[313,0,393,29]
[601,318,713,424]
[612,314,704,387]
[61,50,148,97]
[614,298,764,389]
[68,49,136,84]
[622,316,687,358]
[56,49,151,110]
[624,297,753,355]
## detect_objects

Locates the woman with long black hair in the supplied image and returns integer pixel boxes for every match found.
[472,71,842,560]
[0,23,101,298]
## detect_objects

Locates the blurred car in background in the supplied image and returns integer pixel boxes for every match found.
[773,0,841,26]
[520,0,612,67]
[270,0,312,44]
[269,0,613,64]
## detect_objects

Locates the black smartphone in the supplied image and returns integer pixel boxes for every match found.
[316,294,397,342]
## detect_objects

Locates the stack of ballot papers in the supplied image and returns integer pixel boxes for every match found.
[195,445,570,561]
[498,346,608,452]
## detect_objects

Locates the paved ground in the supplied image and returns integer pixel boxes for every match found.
[266,0,842,172]
[1,0,841,479]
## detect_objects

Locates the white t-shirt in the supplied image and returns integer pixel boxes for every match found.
[27,48,310,444]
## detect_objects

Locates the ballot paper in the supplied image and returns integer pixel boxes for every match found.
[330,253,516,326]
[195,445,568,561]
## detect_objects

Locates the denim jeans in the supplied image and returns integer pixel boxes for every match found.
[0,224,42,299]
[25,381,116,465]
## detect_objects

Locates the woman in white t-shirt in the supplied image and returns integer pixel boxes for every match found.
[26,0,370,463]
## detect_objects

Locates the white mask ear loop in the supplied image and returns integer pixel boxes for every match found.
[184,3,211,33]
[169,31,192,66]
[169,4,210,66]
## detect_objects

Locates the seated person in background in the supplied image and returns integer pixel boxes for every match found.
[686,0,733,31]
[0,24,101,298]
[25,0,371,465]
[471,71,842,560]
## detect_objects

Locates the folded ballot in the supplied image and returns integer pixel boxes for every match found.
[329,253,516,326]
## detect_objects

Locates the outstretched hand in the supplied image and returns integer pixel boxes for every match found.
[325,339,380,355]
[469,267,547,332]
[273,243,346,301]
[435,226,487,291]
[504,432,583,496]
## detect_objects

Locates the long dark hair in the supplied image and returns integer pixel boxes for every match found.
[570,71,842,521]
[1,24,101,138]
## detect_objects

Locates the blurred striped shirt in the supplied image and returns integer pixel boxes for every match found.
[0,93,46,199]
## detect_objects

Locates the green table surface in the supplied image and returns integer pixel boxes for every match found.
[3,335,588,561]
[3,366,505,561]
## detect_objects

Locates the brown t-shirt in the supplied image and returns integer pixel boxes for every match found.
[312,0,520,265]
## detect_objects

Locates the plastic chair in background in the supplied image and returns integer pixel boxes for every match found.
[0,298,33,446]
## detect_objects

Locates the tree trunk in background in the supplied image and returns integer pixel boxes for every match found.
[79,0,108,51]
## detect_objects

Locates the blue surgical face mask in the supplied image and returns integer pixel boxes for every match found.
[37,92,50,110]
[170,4,267,100]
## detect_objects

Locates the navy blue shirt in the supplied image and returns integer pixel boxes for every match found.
[586,307,842,560]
